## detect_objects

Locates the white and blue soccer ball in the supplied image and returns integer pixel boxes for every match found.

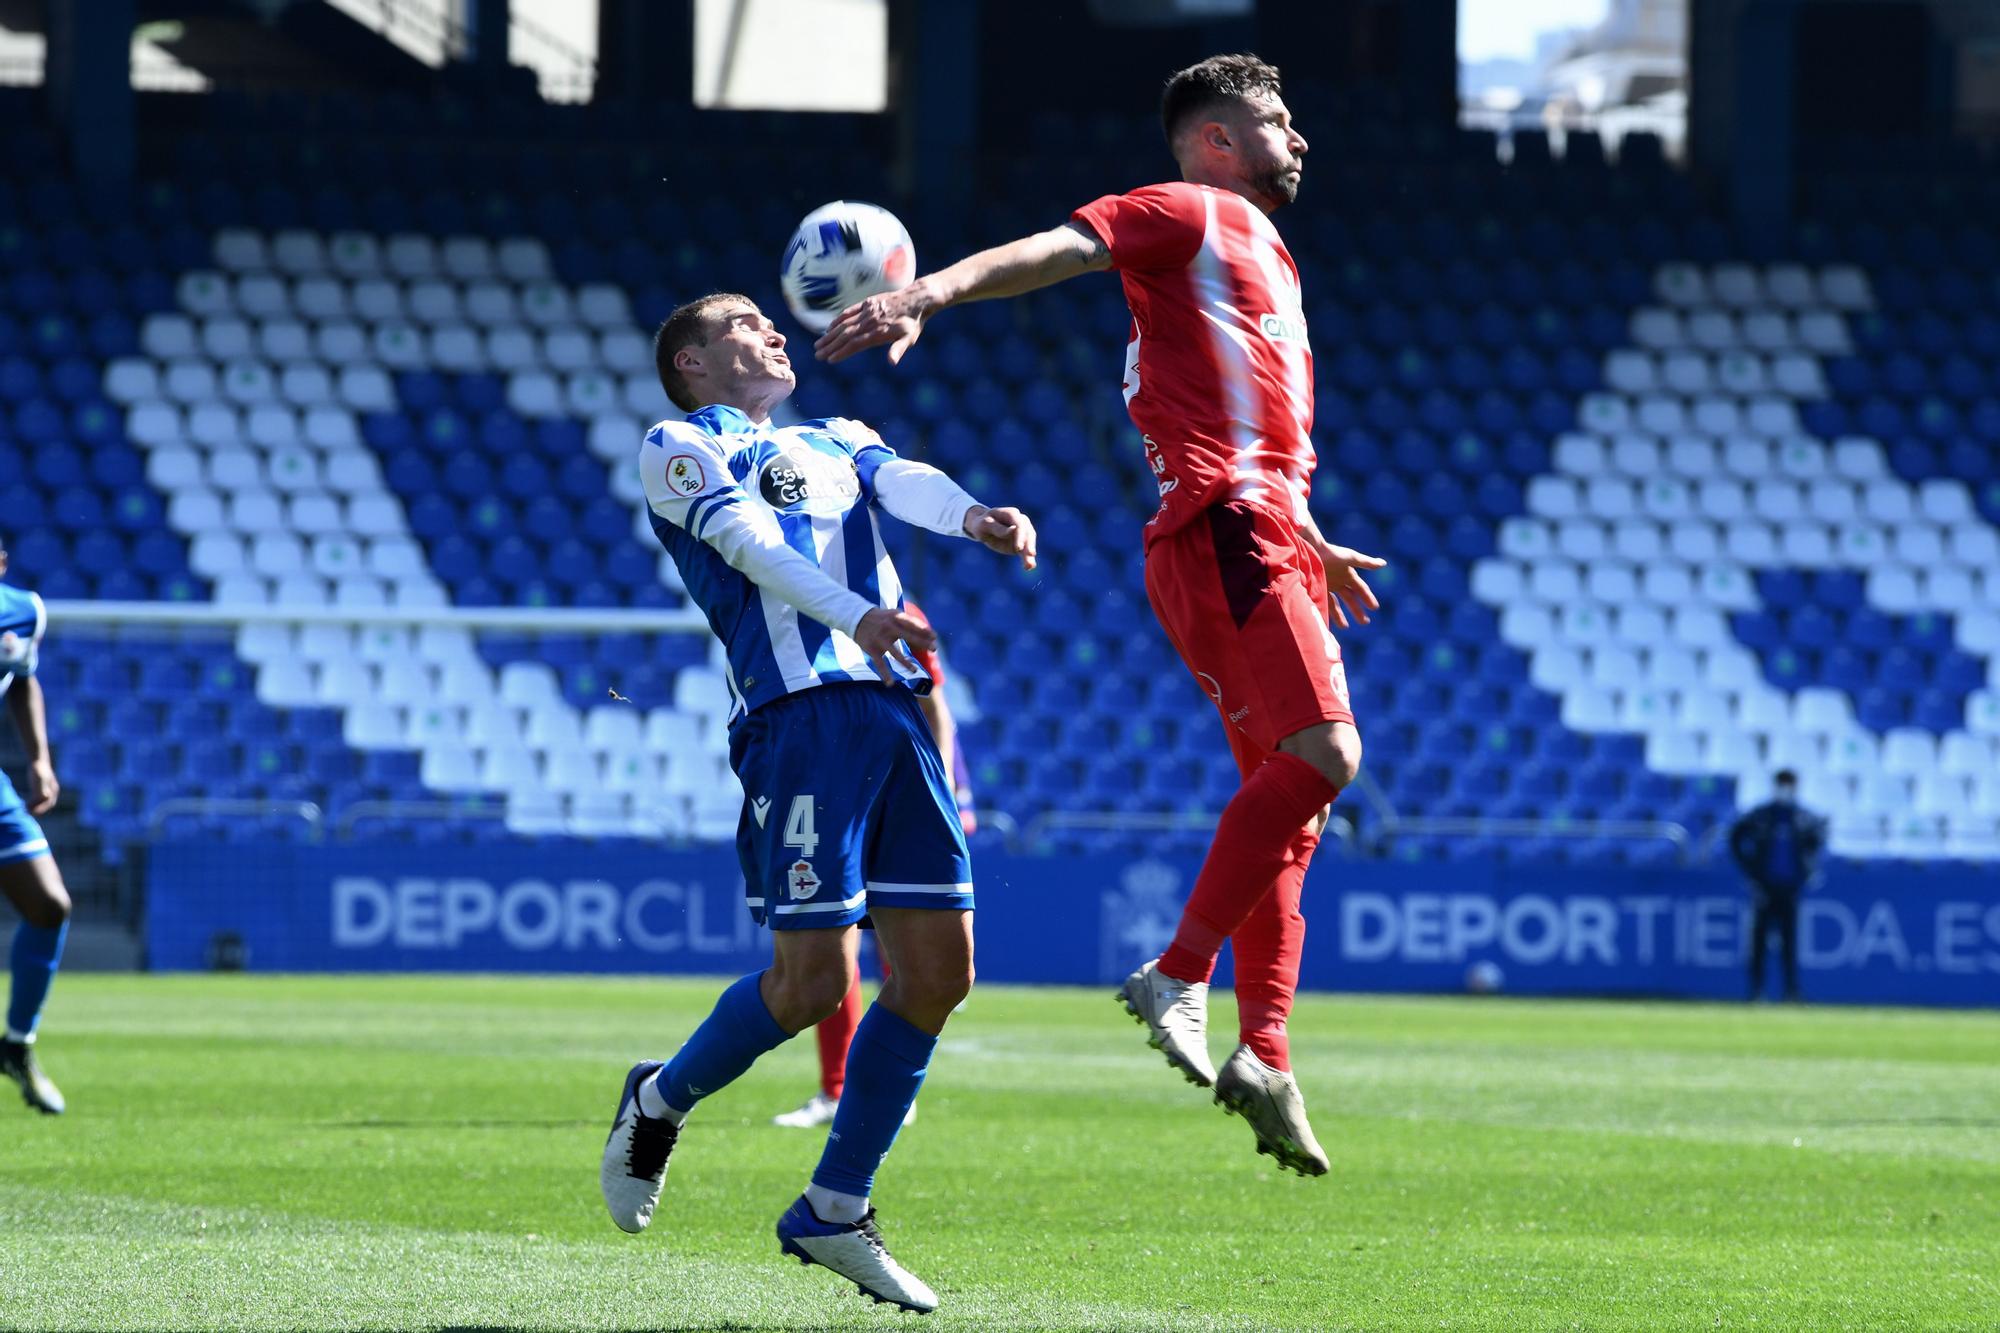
[779,200,916,334]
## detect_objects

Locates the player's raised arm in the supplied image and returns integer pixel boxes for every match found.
[838,419,1039,572]
[815,223,1111,365]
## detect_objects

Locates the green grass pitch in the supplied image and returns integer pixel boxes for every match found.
[1,975,1994,1331]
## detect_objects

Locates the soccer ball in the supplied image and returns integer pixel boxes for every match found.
[779,200,916,333]
[1466,960,1506,994]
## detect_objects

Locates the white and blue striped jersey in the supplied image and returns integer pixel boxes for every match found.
[640,403,977,726]
[0,583,45,701]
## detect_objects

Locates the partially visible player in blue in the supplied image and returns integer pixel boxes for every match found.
[598,294,1036,1314]
[0,536,72,1115]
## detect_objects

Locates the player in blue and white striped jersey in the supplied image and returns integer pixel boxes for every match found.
[599,294,1036,1314]
[0,536,73,1115]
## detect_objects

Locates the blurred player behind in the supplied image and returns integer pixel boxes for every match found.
[0,537,72,1115]
[816,54,1380,1176]
[774,597,973,1129]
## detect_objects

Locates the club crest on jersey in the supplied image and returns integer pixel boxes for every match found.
[1258,313,1308,343]
[787,859,821,901]
[759,446,860,516]
[666,454,706,497]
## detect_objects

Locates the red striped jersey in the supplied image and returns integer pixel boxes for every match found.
[1070,182,1314,542]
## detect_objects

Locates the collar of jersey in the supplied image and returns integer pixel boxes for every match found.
[686,404,771,438]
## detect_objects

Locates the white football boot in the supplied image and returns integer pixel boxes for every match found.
[774,1091,915,1129]
[776,1195,939,1313]
[1116,957,1218,1087]
[773,1092,839,1128]
[1212,1044,1330,1177]
[600,1060,680,1232]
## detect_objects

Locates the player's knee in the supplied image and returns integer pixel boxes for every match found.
[898,955,974,1016]
[1281,722,1361,792]
[765,963,851,1031]
[14,873,69,930]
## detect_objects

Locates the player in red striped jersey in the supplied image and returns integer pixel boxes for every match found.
[773,598,975,1129]
[818,54,1380,1176]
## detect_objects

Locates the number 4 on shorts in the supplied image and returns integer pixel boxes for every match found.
[783,795,818,859]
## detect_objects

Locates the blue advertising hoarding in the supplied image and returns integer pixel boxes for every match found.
[145,841,2000,1007]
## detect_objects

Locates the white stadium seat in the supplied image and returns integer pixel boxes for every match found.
[271,229,327,275]
[314,322,368,365]
[187,532,247,578]
[167,488,225,532]
[507,372,563,416]
[420,744,486,793]
[465,281,519,325]
[249,533,305,576]
[147,446,203,491]
[520,283,578,327]
[246,404,303,450]
[645,709,706,755]
[214,229,269,272]
[328,231,383,277]
[385,234,439,279]
[442,236,496,280]
[177,271,236,315]
[496,237,552,281]
[237,275,291,319]
[258,659,320,708]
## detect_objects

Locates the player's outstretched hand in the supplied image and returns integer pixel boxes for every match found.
[25,759,58,816]
[1314,541,1387,630]
[814,283,933,365]
[855,606,939,683]
[964,505,1037,571]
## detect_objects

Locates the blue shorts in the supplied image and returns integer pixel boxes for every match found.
[0,771,49,866]
[730,682,973,930]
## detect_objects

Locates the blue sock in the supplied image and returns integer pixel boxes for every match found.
[654,971,792,1113]
[811,1004,937,1199]
[7,921,68,1041]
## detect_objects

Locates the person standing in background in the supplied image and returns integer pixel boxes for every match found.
[1729,769,1827,1002]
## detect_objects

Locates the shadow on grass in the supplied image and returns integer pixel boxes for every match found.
[1813,1117,2000,1128]
[311,1119,599,1130]
[439,1325,825,1332]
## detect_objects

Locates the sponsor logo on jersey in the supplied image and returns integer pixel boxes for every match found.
[1258,313,1308,343]
[759,446,861,515]
[666,454,706,497]
[787,859,821,901]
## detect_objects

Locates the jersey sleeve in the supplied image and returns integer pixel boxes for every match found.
[8,593,45,679]
[827,417,899,493]
[639,420,743,539]
[1070,184,1206,272]
[831,417,982,538]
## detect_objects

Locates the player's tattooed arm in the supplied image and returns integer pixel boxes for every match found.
[816,225,1111,365]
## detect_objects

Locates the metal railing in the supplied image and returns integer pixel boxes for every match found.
[1019,809,1357,857]
[1370,815,1694,860]
[333,798,506,840]
[46,600,709,633]
[147,798,324,838]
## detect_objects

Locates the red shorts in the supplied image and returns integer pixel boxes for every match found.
[1144,500,1355,773]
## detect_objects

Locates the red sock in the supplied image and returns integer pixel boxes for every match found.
[816,962,864,1099]
[1230,826,1319,1071]
[1158,751,1336,985]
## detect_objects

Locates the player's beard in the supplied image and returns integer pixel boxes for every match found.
[1260,161,1302,206]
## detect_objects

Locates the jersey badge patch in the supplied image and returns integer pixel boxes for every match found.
[666,454,706,497]
[787,859,821,901]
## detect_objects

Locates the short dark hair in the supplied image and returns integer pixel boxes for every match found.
[1774,769,1798,786]
[1161,53,1284,147]
[654,292,754,413]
